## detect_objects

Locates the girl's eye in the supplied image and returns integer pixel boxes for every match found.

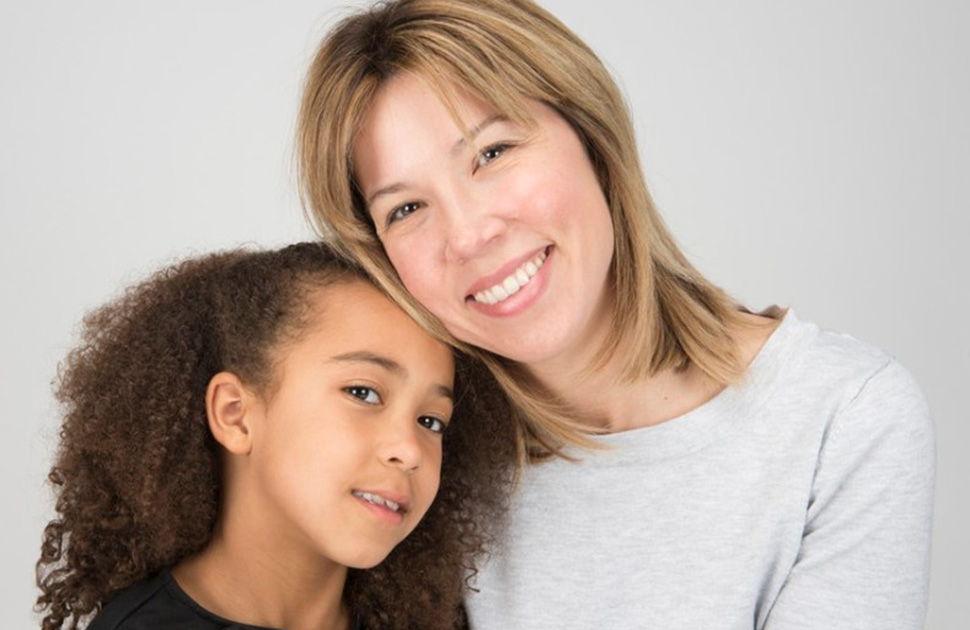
[344,386,382,405]
[386,201,423,228]
[474,143,512,171]
[417,415,447,434]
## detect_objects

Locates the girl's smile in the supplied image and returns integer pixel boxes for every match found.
[353,73,616,372]
[352,489,409,525]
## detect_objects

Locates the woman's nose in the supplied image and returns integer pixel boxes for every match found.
[442,191,507,263]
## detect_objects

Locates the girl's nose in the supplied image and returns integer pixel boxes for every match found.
[443,192,507,263]
[380,420,424,472]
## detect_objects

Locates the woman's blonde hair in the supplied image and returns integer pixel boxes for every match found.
[298,0,748,460]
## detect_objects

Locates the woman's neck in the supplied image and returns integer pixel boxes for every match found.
[530,345,719,433]
[173,515,351,630]
[528,311,778,433]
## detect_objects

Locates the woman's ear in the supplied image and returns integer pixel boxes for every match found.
[206,371,259,455]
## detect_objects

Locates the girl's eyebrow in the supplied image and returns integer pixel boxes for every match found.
[328,350,454,401]
[330,350,402,373]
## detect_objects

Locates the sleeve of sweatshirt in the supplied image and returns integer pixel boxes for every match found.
[763,359,936,630]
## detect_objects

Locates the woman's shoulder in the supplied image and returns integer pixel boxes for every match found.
[734,309,933,485]
[745,308,896,387]
[747,308,930,433]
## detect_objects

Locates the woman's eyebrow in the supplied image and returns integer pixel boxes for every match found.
[367,115,511,207]
[451,114,508,155]
[367,182,406,207]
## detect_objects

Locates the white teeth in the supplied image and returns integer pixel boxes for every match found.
[353,490,401,512]
[502,276,519,294]
[473,250,548,305]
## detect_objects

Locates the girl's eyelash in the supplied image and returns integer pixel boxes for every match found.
[345,385,448,433]
[418,415,448,434]
[344,385,382,405]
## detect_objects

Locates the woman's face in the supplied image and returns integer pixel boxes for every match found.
[353,74,615,371]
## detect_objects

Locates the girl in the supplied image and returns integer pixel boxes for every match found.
[297,1,935,628]
[36,242,514,630]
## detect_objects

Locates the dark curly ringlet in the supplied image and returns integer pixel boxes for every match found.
[36,242,516,630]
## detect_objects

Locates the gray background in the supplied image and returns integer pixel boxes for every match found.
[2,0,966,627]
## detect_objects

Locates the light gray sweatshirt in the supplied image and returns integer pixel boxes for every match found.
[466,311,934,629]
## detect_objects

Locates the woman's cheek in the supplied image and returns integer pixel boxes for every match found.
[389,243,445,313]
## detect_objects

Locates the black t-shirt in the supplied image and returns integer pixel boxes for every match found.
[87,570,358,630]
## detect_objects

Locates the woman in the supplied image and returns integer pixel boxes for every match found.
[297,0,934,628]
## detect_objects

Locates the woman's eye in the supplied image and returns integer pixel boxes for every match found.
[386,201,423,227]
[475,143,512,170]
[344,386,382,405]
[417,415,447,434]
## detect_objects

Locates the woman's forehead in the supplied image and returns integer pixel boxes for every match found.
[353,75,489,180]
[364,68,534,141]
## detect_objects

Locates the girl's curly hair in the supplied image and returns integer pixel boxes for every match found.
[36,242,515,630]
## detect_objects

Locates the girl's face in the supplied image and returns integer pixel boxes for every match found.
[353,74,615,372]
[246,280,453,569]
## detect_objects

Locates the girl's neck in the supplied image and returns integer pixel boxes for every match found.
[173,517,351,630]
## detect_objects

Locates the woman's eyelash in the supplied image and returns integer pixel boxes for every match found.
[418,415,448,434]
[344,385,382,405]
[386,201,423,228]
[382,141,515,228]
[475,142,513,170]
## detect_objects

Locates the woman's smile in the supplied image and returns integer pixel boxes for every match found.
[466,245,550,309]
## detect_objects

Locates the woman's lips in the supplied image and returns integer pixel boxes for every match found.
[465,246,551,305]
[465,246,553,316]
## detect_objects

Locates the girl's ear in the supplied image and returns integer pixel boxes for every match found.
[206,372,259,455]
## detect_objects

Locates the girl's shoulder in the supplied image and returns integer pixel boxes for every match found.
[85,572,173,630]
[86,570,276,630]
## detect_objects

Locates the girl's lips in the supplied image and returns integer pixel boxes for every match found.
[355,495,405,525]
[353,489,409,525]
[352,488,410,512]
